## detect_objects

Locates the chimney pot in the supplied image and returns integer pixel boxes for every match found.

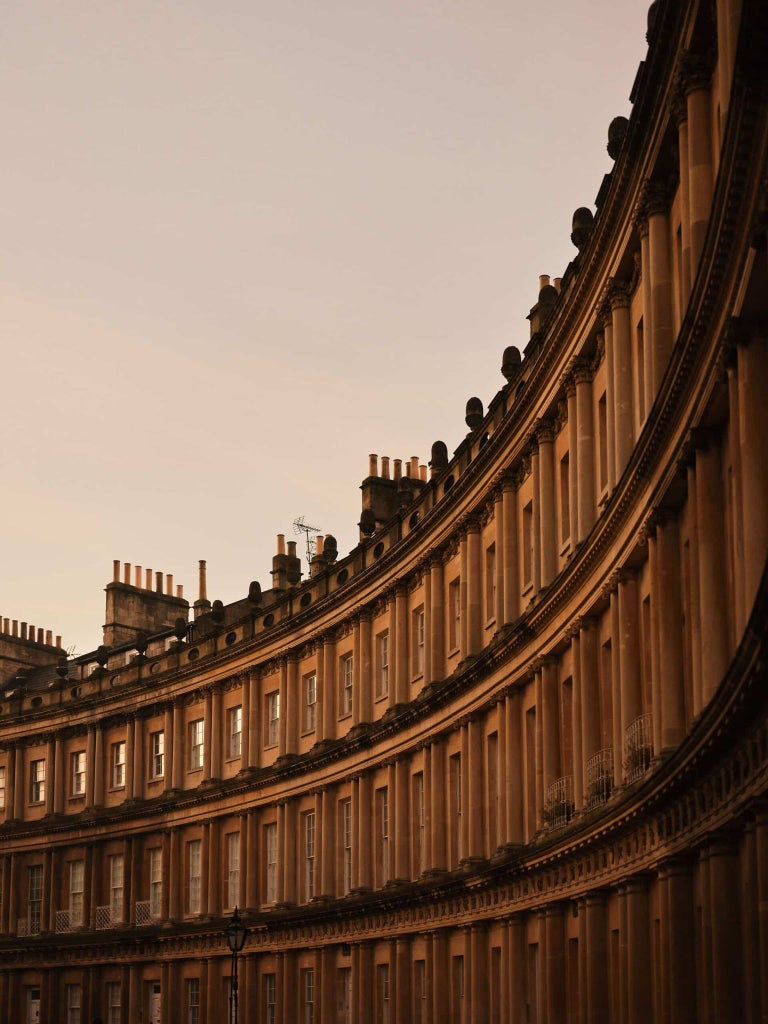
[135,565,142,588]
[369,453,378,477]
[166,573,173,596]
[198,559,208,602]
[381,456,390,480]
[12,620,19,637]
[155,571,163,593]
[277,534,286,555]
[37,627,44,643]
[539,274,550,292]
[420,464,428,482]
[145,568,152,590]
[553,277,562,292]
[123,562,131,585]
[177,584,183,599]
[55,635,62,649]
[393,458,402,481]
[45,630,53,645]
[410,456,419,477]
[113,559,120,582]
[21,622,27,640]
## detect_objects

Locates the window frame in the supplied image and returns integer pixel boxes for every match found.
[111,741,126,789]
[150,731,165,779]
[340,654,353,717]
[187,839,202,915]
[266,692,280,748]
[189,719,204,772]
[228,705,243,759]
[29,758,46,804]
[303,674,317,733]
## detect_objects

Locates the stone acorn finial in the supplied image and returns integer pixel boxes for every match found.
[248,581,262,605]
[210,601,224,624]
[607,116,629,160]
[56,655,69,679]
[135,632,149,657]
[501,346,521,382]
[359,508,376,537]
[96,645,109,668]
[571,207,594,250]
[323,535,338,562]
[465,397,484,431]
[430,440,449,471]
[174,616,189,640]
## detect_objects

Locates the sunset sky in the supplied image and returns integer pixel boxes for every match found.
[1,1,649,655]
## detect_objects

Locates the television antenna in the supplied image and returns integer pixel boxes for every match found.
[293,516,322,566]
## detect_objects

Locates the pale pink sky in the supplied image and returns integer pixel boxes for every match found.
[1,1,648,655]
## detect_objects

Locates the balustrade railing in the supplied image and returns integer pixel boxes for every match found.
[543,775,574,830]
[95,905,112,930]
[624,713,654,784]
[135,900,156,926]
[55,910,72,934]
[585,748,614,809]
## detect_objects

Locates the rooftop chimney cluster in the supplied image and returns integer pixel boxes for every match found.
[0,618,61,649]
[112,560,184,600]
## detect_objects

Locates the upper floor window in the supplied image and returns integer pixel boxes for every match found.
[522,502,534,588]
[376,632,389,699]
[302,968,315,1024]
[71,751,86,797]
[448,579,461,651]
[485,545,496,621]
[29,759,45,804]
[106,982,121,1024]
[0,764,6,810]
[28,864,43,933]
[226,831,240,909]
[228,706,243,758]
[264,974,277,1024]
[265,822,278,903]
[303,810,316,902]
[188,839,201,914]
[303,674,317,733]
[340,654,353,717]
[412,608,425,677]
[266,692,280,747]
[341,798,352,894]
[109,854,124,922]
[69,859,85,926]
[150,731,165,779]
[189,720,204,771]
[111,742,126,789]
[149,847,163,918]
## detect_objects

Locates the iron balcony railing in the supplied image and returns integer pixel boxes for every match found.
[624,713,654,784]
[585,747,614,809]
[543,775,575,830]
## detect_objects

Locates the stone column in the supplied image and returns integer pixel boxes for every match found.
[124,717,135,800]
[277,659,288,757]
[202,689,213,782]
[504,691,523,846]
[534,668,544,827]
[395,586,409,703]
[755,809,768,1023]
[574,360,596,542]
[541,658,560,802]
[161,830,171,921]
[564,374,579,549]
[544,904,566,1023]
[537,420,557,587]
[52,735,63,815]
[609,281,634,479]
[625,878,651,1024]
[636,202,653,420]
[207,819,220,916]
[13,747,23,821]
[431,930,449,1022]
[162,706,174,791]
[359,610,372,723]
[579,618,600,775]
[501,473,520,623]
[245,809,258,910]
[466,718,484,862]
[695,433,728,704]
[132,716,144,798]
[618,571,642,756]
[429,554,445,682]
[357,775,372,891]
[466,518,482,655]
[200,822,210,915]
[395,935,411,1022]
[93,724,104,807]
[286,655,299,753]
[675,99,693,300]
[585,892,610,1019]
[683,53,714,272]
[247,668,260,767]
[469,923,489,1024]
[239,672,250,768]
[169,827,181,921]
[706,834,745,1021]
[172,703,184,790]
[429,739,446,872]
[322,635,336,740]
[460,531,469,657]
[571,630,584,811]
[602,312,617,492]
[210,686,222,779]
[493,488,504,626]
[607,579,623,789]
[736,327,768,614]
[645,182,674,397]
[320,787,335,897]
[659,858,696,1024]
[394,759,410,881]
[351,618,362,723]
[531,442,542,593]
[656,515,686,750]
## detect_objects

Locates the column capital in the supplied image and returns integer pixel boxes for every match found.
[570,355,593,386]
[605,277,631,311]
[642,179,671,218]
[600,571,620,599]
[533,417,556,445]
[558,368,576,397]
[632,194,649,236]
[674,48,715,97]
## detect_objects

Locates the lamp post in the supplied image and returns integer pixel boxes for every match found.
[224,906,248,1024]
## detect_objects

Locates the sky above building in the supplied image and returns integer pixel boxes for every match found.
[1,1,649,656]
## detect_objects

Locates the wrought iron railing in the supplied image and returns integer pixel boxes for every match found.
[95,905,112,930]
[135,900,156,926]
[585,747,614,809]
[624,713,654,784]
[55,910,72,934]
[543,775,575,830]
[17,917,30,937]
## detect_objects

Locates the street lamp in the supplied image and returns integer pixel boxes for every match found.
[224,906,248,1024]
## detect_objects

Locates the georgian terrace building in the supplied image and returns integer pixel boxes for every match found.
[1,0,767,1021]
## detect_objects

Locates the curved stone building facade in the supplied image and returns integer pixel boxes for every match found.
[2,0,767,1021]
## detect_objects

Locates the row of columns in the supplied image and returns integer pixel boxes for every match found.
[4,822,763,1024]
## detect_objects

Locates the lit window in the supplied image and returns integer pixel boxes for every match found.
[340,655,353,717]
[303,675,317,733]
[111,742,126,788]
[69,859,84,927]
[376,632,389,698]
[109,854,124,922]
[189,720,204,771]
[226,832,240,909]
[29,759,46,804]
[71,751,86,797]
[228,706,243,758]
[377,964,390,1024]
[303,810,316,901]
[0,764,6,810]
[149,847,163,918]
[150,731,165,779]
[266,692,280,747]
[266,822,278,903]
[376,787,389,886]
[188,840,201,914]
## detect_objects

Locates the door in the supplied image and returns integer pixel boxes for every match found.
[26,988,41,1024]
[149,981,161,1024]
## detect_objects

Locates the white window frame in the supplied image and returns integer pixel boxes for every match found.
[111,741,126,789]
[303,674,317,733]
[376,632,389,699]
[66,983,82,1024]
[266,692,280,747]
[109,854,124,922]
[69,859,85,927]
[149,847,163,918]
[188,839,201,915]
[266,823,278,903]
[28,864,43,933]
[228,706,243,758]
[265,973,277,1024]
[187,977,200,1024]
[189,720,204,771]
[150,731,165,779]
[71,751,86,797]
[341,654,353,717]
[342,798,352,894]
[302,968,315,1024]
[0,764,6,810]
[304,810,316,901]
[30,759,46,804]
[413,608,425,677]
[226,832,240,909]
